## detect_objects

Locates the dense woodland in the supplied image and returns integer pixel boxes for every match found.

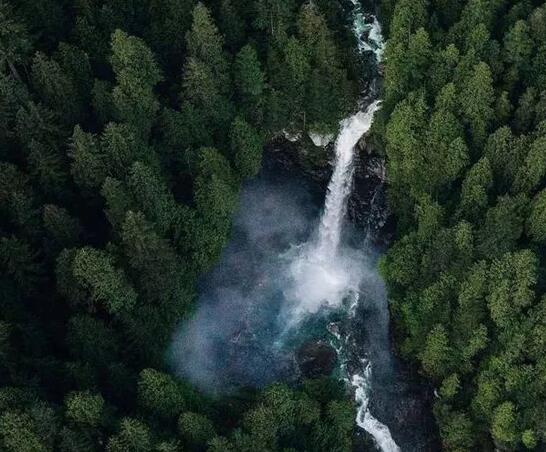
[0,0,363,450]
[378,0,546,449]
[4,0,546,450]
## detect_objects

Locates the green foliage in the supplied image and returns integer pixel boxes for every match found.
[121,210,189,306]
[297,3,352,133]
[522,429,538,449]
[145,0,195,68]
[182,2,232,134]
[437,409,475,451]
[527,189,546,243]
[69,126,104,190]
[253,0,295,38]
[229,117,263,179]
[460,157,492,220]
[459,62,494,145]
[57,247,137,314]
[264,3,353,135]
[234,44,265,123]
[0,236,42,292]
[107,418,151,452]
[420,324,452,379]
[382,0,546,448]
[43,204,81,250]
[476,195,527,259]
[137,369,189,419]
[0,411,48,452]
[439,374,460,400]
[31,51,82,122]
[110,30,162,135]
[0,1,33,73]
[491,402,518,447]
[0,1,362,451]
[178,412,215,447]
[67,315,119,367]
[487,250,537,329]
[215,380,353,452]
[65,391,104,427]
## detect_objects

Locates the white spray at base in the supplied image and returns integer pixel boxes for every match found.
[284,102,381,321]
[285,101,400,451]
[285,0,400,449]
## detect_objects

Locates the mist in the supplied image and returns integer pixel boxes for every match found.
[167,159,378,389]
[169,171,315,390]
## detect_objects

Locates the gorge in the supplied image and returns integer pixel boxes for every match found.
[4,0,546,449]
[170,2,436,450]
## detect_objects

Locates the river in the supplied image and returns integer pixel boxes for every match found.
[170,1,438,450]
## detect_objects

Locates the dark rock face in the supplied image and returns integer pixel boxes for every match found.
[296,341,337,378]
[369,367,441,452]
[264,136,332,187]
[265,135,440,450]
[348,136,395,247]
[266,133,394,246]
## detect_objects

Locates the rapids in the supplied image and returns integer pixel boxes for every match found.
[170,2,438,450]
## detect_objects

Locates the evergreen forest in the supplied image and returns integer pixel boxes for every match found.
[379,0,546,449]
[2,0,546,450]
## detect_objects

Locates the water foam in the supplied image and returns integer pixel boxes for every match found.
[283,101,381,323]
[353,366,401,452]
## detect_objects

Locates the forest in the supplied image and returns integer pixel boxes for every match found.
[0,0,362,450]
[378,0,546,449]
[3,0,546,450]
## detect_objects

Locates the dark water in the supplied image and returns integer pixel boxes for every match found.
[169,154,439,451]
[170,162,321,389]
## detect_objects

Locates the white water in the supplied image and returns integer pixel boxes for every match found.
[353,367,401,452]
[346,2,400,447]
[313,101,400,451]
[285,93,399,452]
[350,0,385,60]
[316,101,381,256]
[297,2,396,450]
[284,101,380,322]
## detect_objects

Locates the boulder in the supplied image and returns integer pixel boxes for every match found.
[296,341,337,378]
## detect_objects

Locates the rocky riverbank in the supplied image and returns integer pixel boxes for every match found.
[265,129,394,247]
[264,134,440,452]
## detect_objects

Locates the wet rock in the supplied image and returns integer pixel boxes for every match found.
[265,133,395,246]
[296,341,337,378]
[348,138,394,245]
[368,365,441,452]
[264,137,332,187]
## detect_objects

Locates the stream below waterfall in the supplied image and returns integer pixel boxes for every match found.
[170,1,439,450]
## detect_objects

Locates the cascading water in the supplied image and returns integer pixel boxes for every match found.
[284,102,381,322]
[171,1,437,450]
[316,102,381,257]
[285,97,401,451]
[285,3,400,449]
[342,5,402,450]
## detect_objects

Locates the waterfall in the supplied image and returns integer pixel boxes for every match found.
[172,1,410,449]
[285,97,400,452]
[316,101,381,257]
[281,1,400,448]
[284,102,381,322]
[319,2,399,450]
[310,102,401,452]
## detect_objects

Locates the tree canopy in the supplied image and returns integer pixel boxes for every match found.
[379,0,546,448]
[0,0,360,450]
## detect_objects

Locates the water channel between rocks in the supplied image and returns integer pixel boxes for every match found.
[170,2,439,450]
